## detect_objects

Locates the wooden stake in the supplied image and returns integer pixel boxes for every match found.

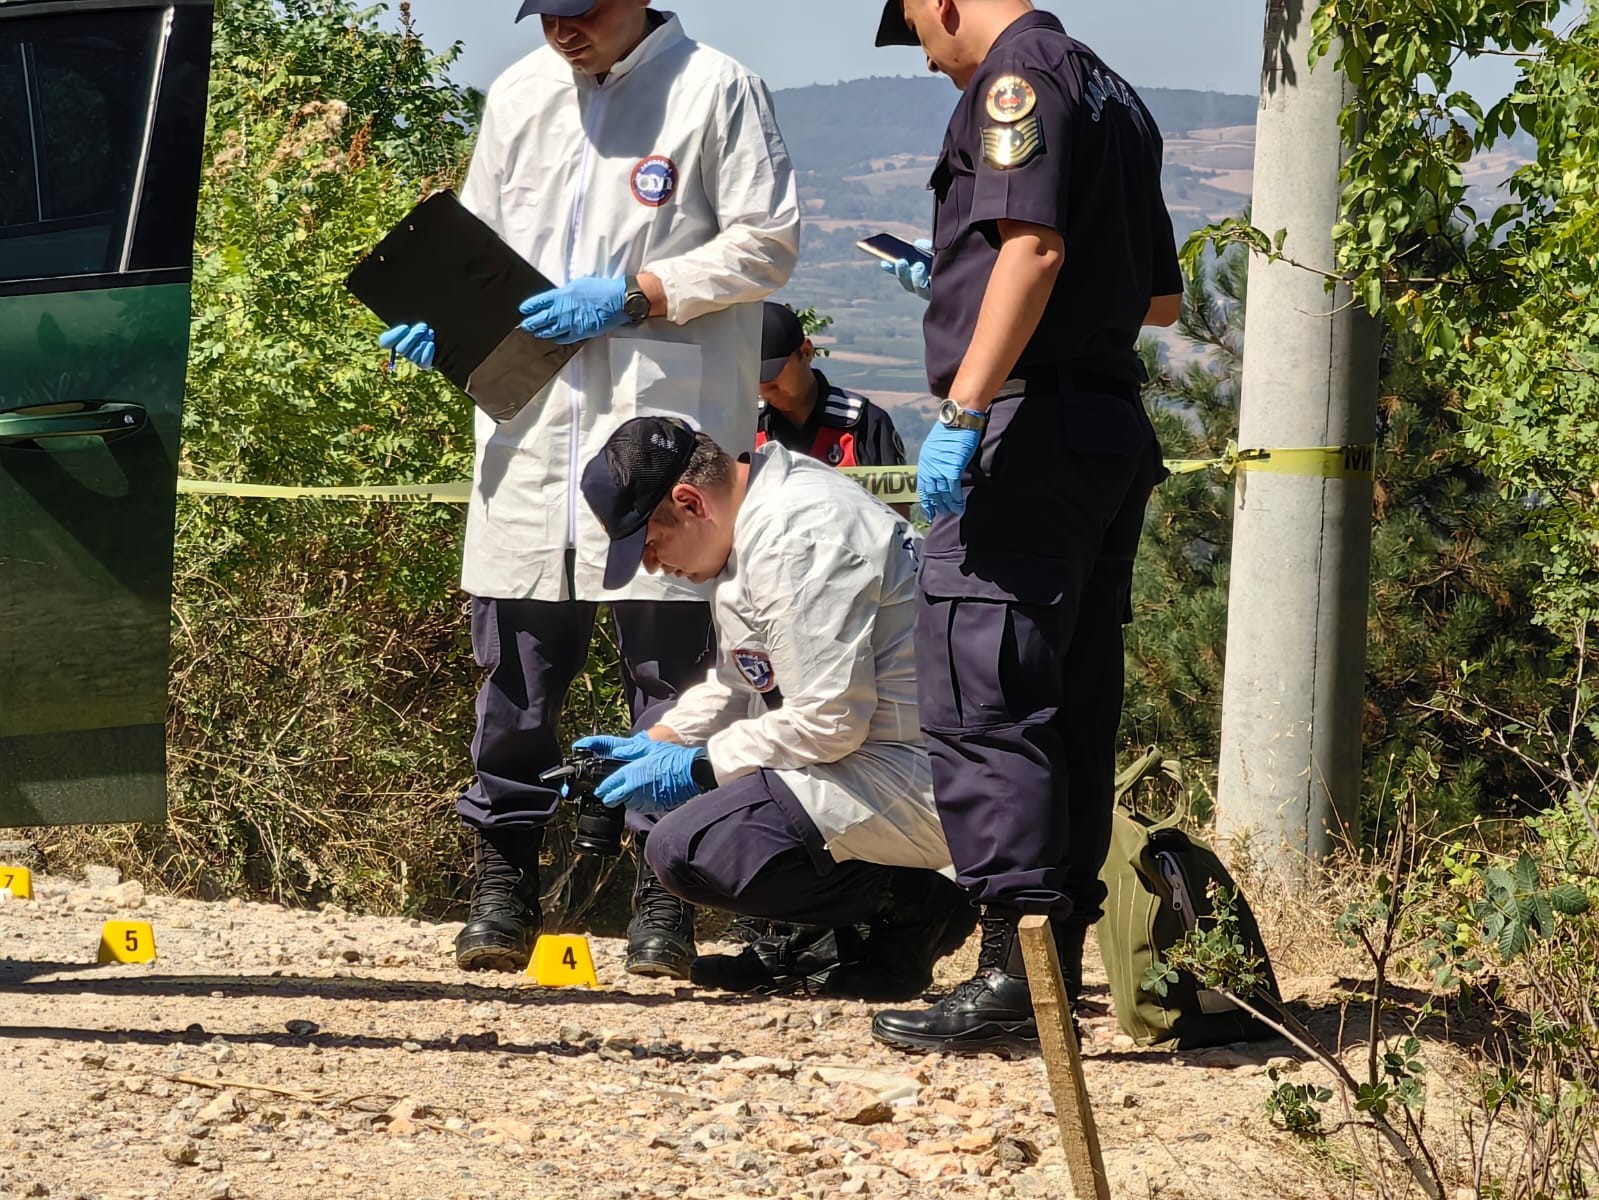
[1018,914,1110,1200]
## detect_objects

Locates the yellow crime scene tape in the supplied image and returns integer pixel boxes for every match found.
[178,478,472,503]
[176,442,1373,507]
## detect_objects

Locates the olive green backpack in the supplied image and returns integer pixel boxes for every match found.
[1096,808,1281,1049]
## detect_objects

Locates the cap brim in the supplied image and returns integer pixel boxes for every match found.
[759,356,790,384]
[875,3,918,47]
[517,0,597,20]
[603,523,650,590]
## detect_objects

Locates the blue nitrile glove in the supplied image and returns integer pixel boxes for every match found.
[572,732,656,762]
[594,740,707,814]
[380,323,436,370]
[918,417,983,520]
[880,238,933,300]
[518,276,629,345]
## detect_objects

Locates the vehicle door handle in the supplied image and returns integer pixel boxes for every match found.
[0,402,147,447]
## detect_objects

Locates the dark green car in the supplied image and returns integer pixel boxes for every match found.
[0,0,212,826]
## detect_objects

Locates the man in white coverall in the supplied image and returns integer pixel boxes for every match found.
[572,417,977,1000]
[379,0,801,976]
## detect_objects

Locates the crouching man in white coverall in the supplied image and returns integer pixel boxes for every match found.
[572,417,977,999]
[378,0,800,978]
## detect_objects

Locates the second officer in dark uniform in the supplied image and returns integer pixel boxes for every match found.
[756,303,907,469]
[869,0,1183,1056]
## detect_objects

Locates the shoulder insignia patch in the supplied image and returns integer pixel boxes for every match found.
[986,75,1038,124]
[982,114,1044,170]
[733,648,777,693]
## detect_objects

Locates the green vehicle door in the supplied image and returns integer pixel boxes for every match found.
[0,0,212,826]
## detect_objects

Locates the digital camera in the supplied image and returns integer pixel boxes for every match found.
[539,747,625,857]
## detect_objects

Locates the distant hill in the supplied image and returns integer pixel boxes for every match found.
[771,75,1259,171]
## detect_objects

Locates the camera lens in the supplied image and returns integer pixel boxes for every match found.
[571,793,625,857]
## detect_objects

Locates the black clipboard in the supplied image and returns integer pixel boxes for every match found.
[344,190,579,423]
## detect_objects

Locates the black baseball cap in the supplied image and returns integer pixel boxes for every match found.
[760,303,806,383]
[875,1,918,47]
[582,416,698,588]
[517,0,598,20]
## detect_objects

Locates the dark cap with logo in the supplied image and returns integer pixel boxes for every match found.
[760,303,807,383]
[516,0,598,20]
[581,416,698,589]
[875,2,918,47]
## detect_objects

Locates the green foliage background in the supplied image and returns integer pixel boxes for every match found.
[161,0,482,911]
[36,0,1596,927]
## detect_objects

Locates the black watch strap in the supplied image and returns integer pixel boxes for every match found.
[690,754,718,793]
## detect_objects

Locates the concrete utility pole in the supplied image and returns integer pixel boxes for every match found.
[1215,0,1381,867]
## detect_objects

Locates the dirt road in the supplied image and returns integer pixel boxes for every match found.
[0,871,1337,1200]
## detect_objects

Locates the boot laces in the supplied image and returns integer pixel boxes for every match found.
[976,914,1015,970]
[468,864,528,918]
[636,873,686,928]
[927,916,1021,1010]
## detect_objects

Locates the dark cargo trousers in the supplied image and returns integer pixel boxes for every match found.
[643,768,908,927]
[456,597,714,831]
[916,381,1164,926]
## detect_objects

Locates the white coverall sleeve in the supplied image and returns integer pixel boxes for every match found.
[653,663,749,747]
[705,535,880,783]
[457,91,504,230]
[648,76,801,324]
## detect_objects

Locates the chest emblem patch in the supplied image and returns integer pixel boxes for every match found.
[631,155,678,207]
[986,75,1038,124]
[982,115,1044,170]
[733,648,777,693]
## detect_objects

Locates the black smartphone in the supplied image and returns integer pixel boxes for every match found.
[857,233,933,270]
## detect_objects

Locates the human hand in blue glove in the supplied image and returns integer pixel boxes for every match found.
[572,731,657,762]
[880,238,933,300]
[918,416,984,520]
[594,740,706,814]
[379,323,436,370]
[518,277,629,345]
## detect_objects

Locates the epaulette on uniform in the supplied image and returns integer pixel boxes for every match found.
[819,387,866,429]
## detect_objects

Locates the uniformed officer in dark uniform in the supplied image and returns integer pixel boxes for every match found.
[868,0,1183,1057]
[757,303,907,469]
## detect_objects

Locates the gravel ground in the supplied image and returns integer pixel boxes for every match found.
[0,870,1343,1200]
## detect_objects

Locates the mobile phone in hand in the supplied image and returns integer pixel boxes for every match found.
[857,233,933,270]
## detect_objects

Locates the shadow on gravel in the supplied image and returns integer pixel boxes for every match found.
[0,960,770,1007]
[0,1019,740,1064]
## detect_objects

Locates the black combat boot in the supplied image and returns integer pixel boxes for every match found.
[1058,921,1088,1005]
[825,871,978,1002]
[690,923,854,995]
[870,906,1040,1058]
[625,853,696,979]
[454,827,543,973]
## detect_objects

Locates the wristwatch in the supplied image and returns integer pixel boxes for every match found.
[622,275,652,324]
[937,399,989,432]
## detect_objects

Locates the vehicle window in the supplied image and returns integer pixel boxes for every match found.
[128,6,212,273]
[0,11,160,284]
[0,46,39,230]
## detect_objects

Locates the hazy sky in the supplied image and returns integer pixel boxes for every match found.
[395,1,1533,100]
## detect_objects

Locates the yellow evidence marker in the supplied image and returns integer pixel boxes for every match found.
[98,921,157,964]
[526,934,598,987]
[0,865,32,899]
